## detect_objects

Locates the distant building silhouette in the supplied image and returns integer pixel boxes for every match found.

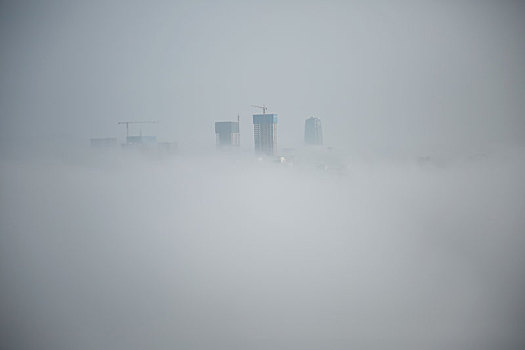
[90,137,117,148]
[253,114,277,154]
[305,117,323,145]
[126,135,157,145]
[215,121,240,147]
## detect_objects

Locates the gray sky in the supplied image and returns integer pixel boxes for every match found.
[1,0,524,156]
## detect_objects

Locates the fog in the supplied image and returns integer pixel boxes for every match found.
[1,150,524,349]
[1,1,525,349]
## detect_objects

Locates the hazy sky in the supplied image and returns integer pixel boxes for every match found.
[1,0,524,156]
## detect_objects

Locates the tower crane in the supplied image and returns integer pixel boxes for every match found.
[117,121,159,140]
[251,105,268,114]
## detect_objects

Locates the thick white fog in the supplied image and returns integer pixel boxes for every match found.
[1,150,524,349]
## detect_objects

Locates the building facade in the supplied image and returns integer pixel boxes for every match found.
[215,121,240,147]
[305,117,323,145]
[253,114,278,154]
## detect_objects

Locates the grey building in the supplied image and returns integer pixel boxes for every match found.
[253,114,277,154]
[215,121,240,147]
[90,137,117,148]
[305,117,323,145]
[126,135,157,145]
[121,135,158,150]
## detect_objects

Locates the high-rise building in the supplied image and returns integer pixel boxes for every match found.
[305,117,323,145]
[253,114,278,154]
[215,121,240,147]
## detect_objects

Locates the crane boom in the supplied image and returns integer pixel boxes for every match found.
[251,105,267,114]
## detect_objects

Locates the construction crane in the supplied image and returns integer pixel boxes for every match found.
[251,105,268,114]
[117,121,159,139]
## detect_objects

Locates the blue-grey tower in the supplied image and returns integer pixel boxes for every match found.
[305,117,323,145]
[215,119,240,147]
[253,110,277,154]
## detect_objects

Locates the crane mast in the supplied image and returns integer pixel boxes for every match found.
[117,121,158,141]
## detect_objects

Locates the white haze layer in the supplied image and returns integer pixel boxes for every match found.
[1,150,524,350]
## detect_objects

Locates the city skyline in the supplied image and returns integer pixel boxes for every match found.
[90,112,327,152]
[2,1,524,158]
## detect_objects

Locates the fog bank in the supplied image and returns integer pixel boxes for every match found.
[1,152,524,349]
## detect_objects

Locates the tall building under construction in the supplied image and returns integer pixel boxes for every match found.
[253,114,278,154]
[305,117,323,145]
[215,121,240,147]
